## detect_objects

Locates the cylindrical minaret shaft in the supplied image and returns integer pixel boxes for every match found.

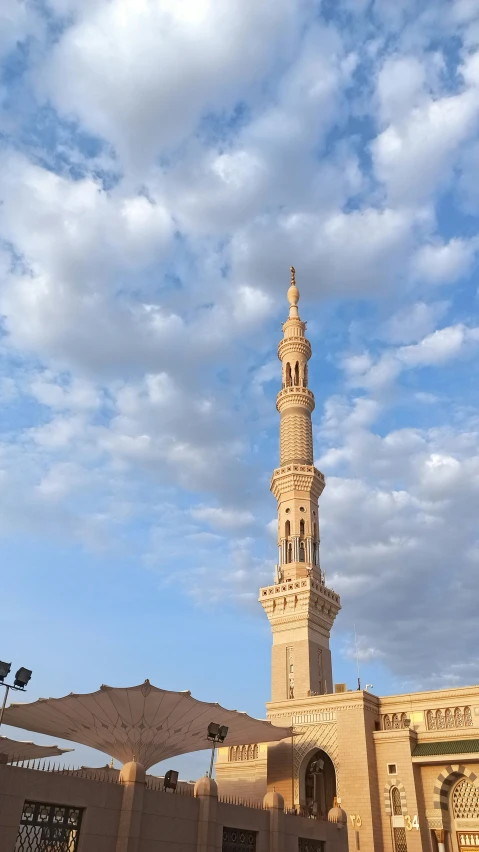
[271,268,324,581]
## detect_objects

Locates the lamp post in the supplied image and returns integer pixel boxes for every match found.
[0,661,32,728]
[206,722,228,779]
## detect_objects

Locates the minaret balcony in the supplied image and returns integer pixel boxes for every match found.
[278,337,312,361]
[276,386,315,413]
[271,464,325,500]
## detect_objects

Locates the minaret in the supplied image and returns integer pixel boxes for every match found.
[259,268,341,702]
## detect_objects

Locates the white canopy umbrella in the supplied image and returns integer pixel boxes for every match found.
[0,736,73,762]
[2,680,291,770]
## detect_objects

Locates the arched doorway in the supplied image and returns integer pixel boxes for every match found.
[451,776,479,851]
[303,749,336,819]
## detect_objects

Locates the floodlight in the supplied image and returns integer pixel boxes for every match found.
[14,668,32,689]
[164,769,178,792]
[217,725,228,743]
[207,722,220,740]
[0,662,11,683]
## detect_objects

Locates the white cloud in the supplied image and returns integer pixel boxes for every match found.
[399,323,479,365]
[372,88,479,203]
[191,506,255,530]
[39,0,302,169]
[383,300,449,344]
[412,237,478,284]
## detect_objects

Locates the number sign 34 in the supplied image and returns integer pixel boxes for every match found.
[405,815,420,830]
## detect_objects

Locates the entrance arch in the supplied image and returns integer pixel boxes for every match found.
[298,748,336,819]
[451,776,479,852]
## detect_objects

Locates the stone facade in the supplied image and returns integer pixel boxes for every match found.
[216,273,479,852]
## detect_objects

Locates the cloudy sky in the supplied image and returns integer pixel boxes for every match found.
[1,0,479,776]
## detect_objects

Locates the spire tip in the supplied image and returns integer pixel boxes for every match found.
[287,266,299,312]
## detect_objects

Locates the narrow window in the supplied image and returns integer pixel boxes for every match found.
[294,361,299,386]
[303,363,308,387]
[286,363,292,387]
[285,520,291,539]
[391,787,402,816]
[300,519,305,536]
[299,542,305,562]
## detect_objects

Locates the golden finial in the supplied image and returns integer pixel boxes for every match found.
[287,265,299,314]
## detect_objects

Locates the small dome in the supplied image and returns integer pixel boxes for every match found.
[328,804,347,828]
[263,791,284,810]
[119,761,146,785]
[194,776,218,798]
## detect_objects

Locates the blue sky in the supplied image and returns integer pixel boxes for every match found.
[1,0,479,777]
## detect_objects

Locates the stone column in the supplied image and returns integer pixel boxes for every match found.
[434,829,445,852]
[195,776,220,852]
[116,761,146,852]
[264,791,285,852]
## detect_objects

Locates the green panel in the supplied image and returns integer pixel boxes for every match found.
[413,739,479,756]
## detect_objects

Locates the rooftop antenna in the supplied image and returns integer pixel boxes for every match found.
[354,623,361,690]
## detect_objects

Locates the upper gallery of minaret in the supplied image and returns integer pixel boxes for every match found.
[271,267,326,583]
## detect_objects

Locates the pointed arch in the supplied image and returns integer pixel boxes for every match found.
[384,779,407,816]
[432,765,479,811]
[303,363,308,387]
[286,363,292,387]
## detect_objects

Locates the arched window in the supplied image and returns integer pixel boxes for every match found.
[247,746,253,759]
[285,520,291,539]
[391,787,402,816]
[299,542,305,562]
[300,520,305,536]
[286,363,292,387]
[392,714,400,730]
[253,745,259,759]
[436,710,445,729]
[288,543,292,563]
[452,777,479,820]
[455,707,464,727]
[383,715,391,730]
[303,363,308,387]
[426,710,436,730]
[313,522,317,541]
[401,713,408,728]
[294,362,299,386]
[445,708,454,728]
[464,706,473,727]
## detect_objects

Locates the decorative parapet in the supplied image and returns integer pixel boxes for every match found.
[292,710,337,725]
[270,464,325,500]
[276,386,315,413]
[425,706,474,730]
[259,577,340,607]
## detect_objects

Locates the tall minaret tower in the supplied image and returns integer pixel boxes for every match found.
[259,268,341,702]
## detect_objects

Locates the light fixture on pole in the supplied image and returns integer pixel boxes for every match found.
[206,722,228,778]
[0,660,33,728]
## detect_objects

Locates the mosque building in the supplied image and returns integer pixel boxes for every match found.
[216,269,479,852]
